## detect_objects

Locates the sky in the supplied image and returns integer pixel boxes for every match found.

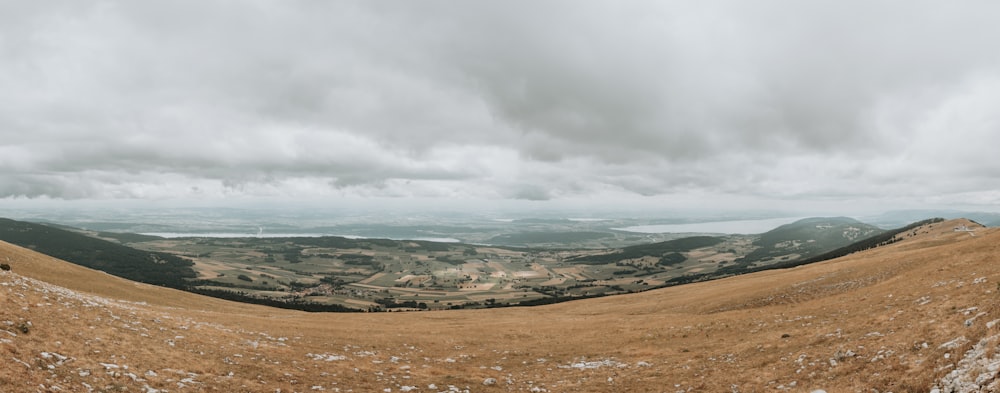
[2,1,1000,215]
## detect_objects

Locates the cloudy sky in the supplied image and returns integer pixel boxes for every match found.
[3,1,1000,214]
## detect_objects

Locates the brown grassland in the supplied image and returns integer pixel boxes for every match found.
[2,219,1000,392]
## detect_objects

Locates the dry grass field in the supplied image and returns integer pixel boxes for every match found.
[3,219,999,392]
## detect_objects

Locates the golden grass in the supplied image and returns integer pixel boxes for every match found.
[2,219,999,392]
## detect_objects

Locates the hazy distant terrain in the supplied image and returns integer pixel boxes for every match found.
[1,215,895,311]
[0,205,868,245]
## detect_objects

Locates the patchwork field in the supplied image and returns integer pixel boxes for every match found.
[124,236,747,310]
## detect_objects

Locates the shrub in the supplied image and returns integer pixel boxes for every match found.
[0,263,10,271]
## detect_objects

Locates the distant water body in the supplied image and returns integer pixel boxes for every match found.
[613,217,806,235]
[140,232,462,243]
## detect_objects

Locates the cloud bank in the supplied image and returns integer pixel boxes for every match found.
[2,1,1000,211]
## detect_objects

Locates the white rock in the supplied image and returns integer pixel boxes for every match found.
[939,336,968,350]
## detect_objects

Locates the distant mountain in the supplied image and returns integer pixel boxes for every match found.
[864,210,1000,228]
[511,218,576,224]
[789,217,947,268]
[569,217,885,271]
[487,231,613,246]
[0,218,196,289]
[737,217,884,264]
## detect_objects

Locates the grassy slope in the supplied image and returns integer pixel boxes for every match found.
[2,219,999,392]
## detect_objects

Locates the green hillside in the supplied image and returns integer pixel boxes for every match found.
[0,218,196,289]
[569,236,723,264]
[668,217,945,286]
[736,217,884,265]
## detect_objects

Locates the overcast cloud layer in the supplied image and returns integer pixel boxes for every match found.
[3,1,1000,212]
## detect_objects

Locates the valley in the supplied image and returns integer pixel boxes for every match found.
[48,216,888,311]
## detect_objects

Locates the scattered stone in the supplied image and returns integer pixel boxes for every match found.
[11,357,31,369]
[933,334,1000,392]
[483,378,497,385]
[939,336,969,350]
[307,353,347,362]
[559,359,628,369]
[965,312,988,327]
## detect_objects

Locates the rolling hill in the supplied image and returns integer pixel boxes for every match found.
[736,217,884,264]
[568,235,724,265]
[2,218,999,391]
[570,217,886,280]
[0,218,196,289]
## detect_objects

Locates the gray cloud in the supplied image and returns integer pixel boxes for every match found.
[2,1,1000,210]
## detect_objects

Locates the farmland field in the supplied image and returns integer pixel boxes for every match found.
[124,235,749,310]
[16,215,889,312]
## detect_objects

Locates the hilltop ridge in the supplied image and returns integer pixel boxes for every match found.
[3,218,1000,392]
